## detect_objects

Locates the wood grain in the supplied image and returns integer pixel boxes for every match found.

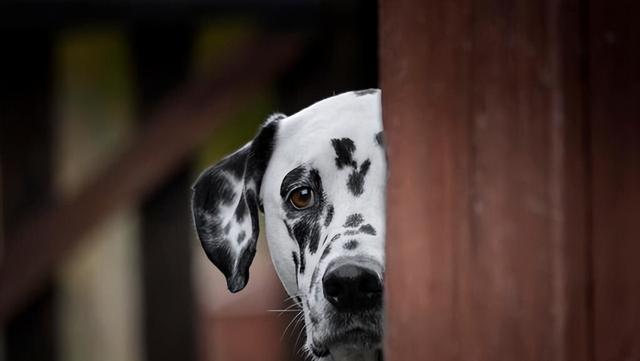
[381,0,592,359]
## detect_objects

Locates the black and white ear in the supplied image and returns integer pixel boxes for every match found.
[191,115,282,292]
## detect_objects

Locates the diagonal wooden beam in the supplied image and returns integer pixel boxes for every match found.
[0,34,302,323]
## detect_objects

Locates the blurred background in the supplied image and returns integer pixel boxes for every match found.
[0,1,376,360]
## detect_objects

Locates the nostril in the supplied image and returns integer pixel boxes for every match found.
[324,275,343,298]
[322,262,383,312]
[360,271,382,295]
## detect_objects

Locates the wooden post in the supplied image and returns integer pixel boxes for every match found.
[380,0,640,359]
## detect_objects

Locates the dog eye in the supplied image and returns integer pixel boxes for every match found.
[288,187,315,209]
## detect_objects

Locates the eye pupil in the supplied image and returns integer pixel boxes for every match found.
[289,187,315,209]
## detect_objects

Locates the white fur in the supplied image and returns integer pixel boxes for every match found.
[260,90,385,360]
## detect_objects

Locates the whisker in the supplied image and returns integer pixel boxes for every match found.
[281,293,305,307]
[297,341,312,361]
[293,316,307,356]
[269,302,302,317]
[282,293,304,303]
[280,311,304,341]
[295,325,306,350]
[281,302,303,311]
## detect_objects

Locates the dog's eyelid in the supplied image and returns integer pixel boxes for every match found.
[279,164,311,197]
[282,181,313,199]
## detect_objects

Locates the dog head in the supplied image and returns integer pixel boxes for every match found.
[192,89,385,359]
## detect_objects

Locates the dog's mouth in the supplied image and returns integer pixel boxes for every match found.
[310,314,382,358]
[312,328,381,357]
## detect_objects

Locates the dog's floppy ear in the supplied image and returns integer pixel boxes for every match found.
[191,115,282,292]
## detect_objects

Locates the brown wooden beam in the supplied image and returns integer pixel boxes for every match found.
[0,34,302,323]
[381,0,590,360]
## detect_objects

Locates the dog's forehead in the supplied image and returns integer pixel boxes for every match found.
[273,90,382,163]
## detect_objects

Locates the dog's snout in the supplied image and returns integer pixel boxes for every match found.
[322,262,382,312]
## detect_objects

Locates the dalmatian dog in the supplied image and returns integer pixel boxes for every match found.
[191,89,385,361]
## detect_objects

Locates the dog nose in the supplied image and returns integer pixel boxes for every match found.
[322,263,382,312]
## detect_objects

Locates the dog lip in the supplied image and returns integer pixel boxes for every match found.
[314,326,382,352]
[310,343,330,358]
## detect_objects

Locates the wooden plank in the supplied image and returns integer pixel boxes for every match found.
[381,0,590,360]
[589,0,640,359]
[461,4,551,357]
[462,1,589,360]
[0,34,301,324]
[380,0,473,358]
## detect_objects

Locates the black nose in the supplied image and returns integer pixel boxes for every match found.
[322,263,383,312]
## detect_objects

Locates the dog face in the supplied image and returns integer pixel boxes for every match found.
[192,89,385,360]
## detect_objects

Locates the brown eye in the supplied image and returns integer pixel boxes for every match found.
[288,187,315,209]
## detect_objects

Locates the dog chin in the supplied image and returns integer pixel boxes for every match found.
[312,328,381,359]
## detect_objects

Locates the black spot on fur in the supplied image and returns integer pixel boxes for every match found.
[359,224,377,235]
[344,230,360,236]
[324,204,334,227]
[330,139,375,197]
[283,220,294,239]
[347,159,371,196]
[320,243,333,262]
[234,194,247,222]
[223,223,231,235]
[245,189,260,249]
[323,232,338,246]
[281,166,326,256]
[344,213,364,227]
[330,233,341,243]
[299,251,306,274]
[292,252,299,287]
[195,169,236,209]
[216,149,248,180]
[331,138,357,169]
[232,241,256,291]
[353,89,378,96]
[245,121,279,193]
[293,221,313,253]
[236,231,246,244]
[292,251,299,272]
[344,240,359,250]
[375,131,384,147]
[254,119,279,209]
[201,242,233,280]
[308,223,321,254]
